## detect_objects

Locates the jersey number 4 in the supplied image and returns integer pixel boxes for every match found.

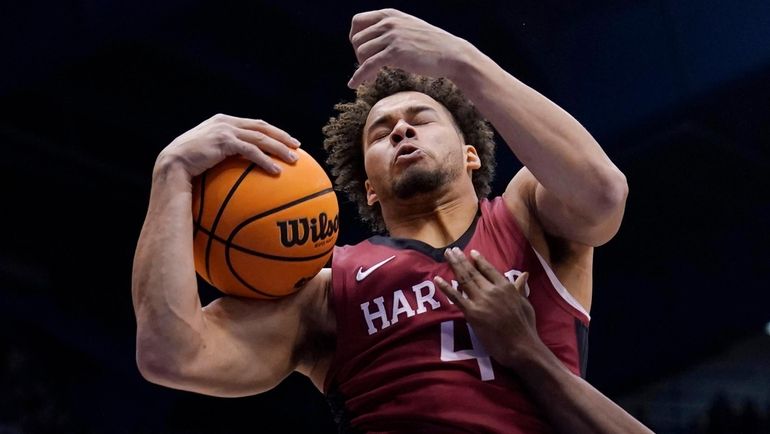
[440,320,495,381]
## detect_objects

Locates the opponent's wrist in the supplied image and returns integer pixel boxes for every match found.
[503,334,557,373]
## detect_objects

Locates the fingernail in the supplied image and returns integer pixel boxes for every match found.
[288,152,298,162]
[470,249,480,258]
[453,247,462,255]
[291,138,301,146]
[434,276,446,285]
[271,163,281,174]
[444,248,452,257]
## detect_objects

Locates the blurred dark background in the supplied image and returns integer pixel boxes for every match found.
[1,1,769,433]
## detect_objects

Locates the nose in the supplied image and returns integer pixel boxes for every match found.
[389,120,417,146]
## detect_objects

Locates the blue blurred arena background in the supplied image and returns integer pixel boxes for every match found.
[1,1,769,433]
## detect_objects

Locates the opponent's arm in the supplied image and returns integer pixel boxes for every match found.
[347,9,627,247]
[132,114,317,397]
[435,249,654,434]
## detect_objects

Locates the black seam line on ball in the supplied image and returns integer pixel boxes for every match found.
[225,187,335,260]
[236,187,335,226]
[193,171,207,240]
[223,187,335,297]
[195,224,335,261]
[204,163,257,285]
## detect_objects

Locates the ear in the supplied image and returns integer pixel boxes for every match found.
[364,179,379,206]
[464,145,481,172]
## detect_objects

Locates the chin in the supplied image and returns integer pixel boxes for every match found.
[392,167,452,200]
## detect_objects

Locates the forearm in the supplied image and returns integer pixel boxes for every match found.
[513,345,653,434]
[449,45,626,216]
[132,157,205,374]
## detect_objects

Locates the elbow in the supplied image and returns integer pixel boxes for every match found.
[135,331,195,388]
[592,167,628,217]
[571,167,628,232]
[603,168,629,210]
[136,344,178,386]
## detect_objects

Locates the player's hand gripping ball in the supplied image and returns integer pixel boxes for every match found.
[191,149,339,298]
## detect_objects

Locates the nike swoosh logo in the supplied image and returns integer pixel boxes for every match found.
[356,255,396,282]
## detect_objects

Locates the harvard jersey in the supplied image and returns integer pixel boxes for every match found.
[324,197,590,433]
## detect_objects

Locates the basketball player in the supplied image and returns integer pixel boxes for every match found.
[132,9,652,433]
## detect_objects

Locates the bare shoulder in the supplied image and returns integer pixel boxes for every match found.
[502,168,594,312]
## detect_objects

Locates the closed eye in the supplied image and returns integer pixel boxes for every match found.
[372,130,390,141]
[410,113,435,125]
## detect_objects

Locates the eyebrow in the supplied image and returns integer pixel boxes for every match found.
[366,105,439,136]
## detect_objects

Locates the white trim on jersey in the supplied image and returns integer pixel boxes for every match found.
[532,248,591,321]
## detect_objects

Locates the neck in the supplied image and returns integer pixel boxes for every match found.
[380,180,479,248]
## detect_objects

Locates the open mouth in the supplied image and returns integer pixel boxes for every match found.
[395,143,420,161]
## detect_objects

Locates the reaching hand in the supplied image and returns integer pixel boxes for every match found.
[348,9,472,89]
[434,247,545,369]
[155,114,301,179]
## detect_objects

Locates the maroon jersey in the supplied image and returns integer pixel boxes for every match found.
[324,197,590,433]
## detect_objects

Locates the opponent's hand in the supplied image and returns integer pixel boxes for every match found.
[155,114,301,178]
[348,8,473,88]
[434,247,545,368]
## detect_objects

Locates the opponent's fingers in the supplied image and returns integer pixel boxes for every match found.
[235,128,299,164]
[349,8,399,41]
[445,247,486,297]
[206,114,301,149]
[512,272,530,296]
[468,250,509,286]
[348,48,390,89]
[434,275,469,311]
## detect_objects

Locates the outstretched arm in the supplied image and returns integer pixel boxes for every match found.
[434,248,653,434]
[348,9,628,247]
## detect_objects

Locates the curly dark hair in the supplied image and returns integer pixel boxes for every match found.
[322,67,496,233]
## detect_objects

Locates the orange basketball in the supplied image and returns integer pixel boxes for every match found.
[191,149,339,298]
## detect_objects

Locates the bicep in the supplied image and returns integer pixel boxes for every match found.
[505,167,625,247]
[193,297,302,396]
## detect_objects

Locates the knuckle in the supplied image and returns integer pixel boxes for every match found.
[251,130,268,143]
[210,113,228,122]
[210,129,231,144]
[212,124,234,139]
[379,31,395,46]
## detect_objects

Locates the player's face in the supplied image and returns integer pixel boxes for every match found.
[361,91,478,204]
